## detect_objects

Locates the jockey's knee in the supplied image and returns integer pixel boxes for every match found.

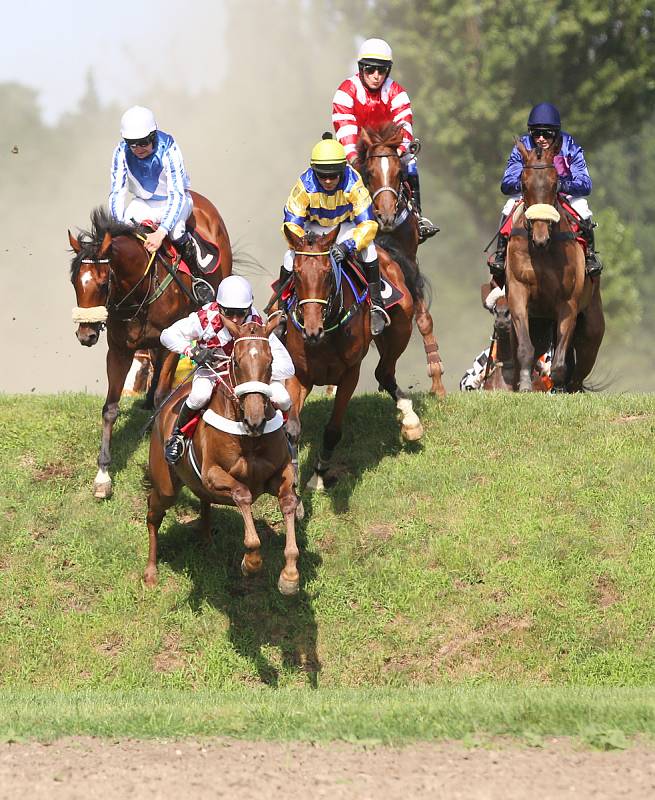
[501,195,521,217]
[283,249,294,273]
[270,381,292,412]
[187,378,214,410]
[568,196,592,221]
[361,243,377,264]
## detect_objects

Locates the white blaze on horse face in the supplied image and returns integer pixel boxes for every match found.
[381,156,389,185]
[81,271,93,289]
[249,347,258,359]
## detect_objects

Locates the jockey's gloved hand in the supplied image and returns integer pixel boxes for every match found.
[553,155,571,178]
[187,345,215,367]
[329,243,350,264]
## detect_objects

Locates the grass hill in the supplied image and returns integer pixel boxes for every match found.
[1,391,654,741]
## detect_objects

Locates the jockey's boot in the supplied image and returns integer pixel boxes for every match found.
[164,401,196,465]
[365,259,391,336]
[175,234,214,305]
[580,221,603,277]
[487,234,508,280]
[407,172,439,242]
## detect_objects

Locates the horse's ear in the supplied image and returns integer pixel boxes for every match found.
[98,231,112,257]
[265,316,279,338]
[321,224,341,247]
[515,138,530,163]
[284,224,303,252]
[68,230,81,253]
[360,128,372,149]
[221,315,240,339]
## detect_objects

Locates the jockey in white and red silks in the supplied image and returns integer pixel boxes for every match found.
[331,38,438,243]
[160,276,294,465]
[487,102,602,279]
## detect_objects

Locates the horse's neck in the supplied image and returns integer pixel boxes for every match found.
[111,237,149,288]
[207,378,239,422]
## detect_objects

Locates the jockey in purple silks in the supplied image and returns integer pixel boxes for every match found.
[487,102,602,279]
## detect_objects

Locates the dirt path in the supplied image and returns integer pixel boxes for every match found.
[1,738,654,799]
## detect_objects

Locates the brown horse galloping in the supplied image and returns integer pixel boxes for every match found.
[283,226,435,491]
[69,191,232,499]
[356,124,446,395]
[507,142,604,391]
[145,318,299,594]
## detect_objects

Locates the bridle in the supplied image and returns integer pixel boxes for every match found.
[365,149,403,204]
[512,161,575,244]
[291,249,343,331]
[207,334,275,416]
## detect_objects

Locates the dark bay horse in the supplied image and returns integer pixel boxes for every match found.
[69,191,232,499]
[283,226,433,491]
[145,318,299,594]
[507,142,604,391]
[356,124,446,395]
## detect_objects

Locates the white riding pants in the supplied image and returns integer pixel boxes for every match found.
[124,195,193,240]
[283,220,377,273]
[501,194,592,221]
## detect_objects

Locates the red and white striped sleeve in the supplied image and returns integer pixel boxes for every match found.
[389,82,414,154]
[332,78,359,162]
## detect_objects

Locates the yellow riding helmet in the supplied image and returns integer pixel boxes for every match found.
[310,138,347,175]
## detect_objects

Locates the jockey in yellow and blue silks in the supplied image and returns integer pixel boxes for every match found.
[281,136,390,335]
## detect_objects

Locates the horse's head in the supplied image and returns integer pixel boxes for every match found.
[517,139,561,249]
[69,228,112,347]
[221,318,278,436]
[285,226,341,344]
[492,294,512,335]
[356,125,405,231]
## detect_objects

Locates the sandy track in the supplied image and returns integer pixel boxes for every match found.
[1,738,654,799]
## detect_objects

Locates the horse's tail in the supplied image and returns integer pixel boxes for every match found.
[376,234,432,309]
[230,241,270,278]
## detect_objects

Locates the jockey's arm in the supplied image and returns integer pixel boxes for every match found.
[559,141,592,196]
[346,179,378,253]
[108,145,128,222]
[160,312,204,356]
[282,179,310,240]
[332,82,359,162]
[500,145,523,195]
[390,86,414,155]
[269,333,295,382]
[158,143,188,236]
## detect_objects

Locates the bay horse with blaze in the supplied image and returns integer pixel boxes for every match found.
[507,142,604,391]
[69,191,232,499]
[145,317,300,594]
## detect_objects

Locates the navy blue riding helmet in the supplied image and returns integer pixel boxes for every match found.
[527,102,561,130]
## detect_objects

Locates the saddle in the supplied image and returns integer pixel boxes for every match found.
[140,221,222,276]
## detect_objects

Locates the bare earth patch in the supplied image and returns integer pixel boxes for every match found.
[0,738,654,799]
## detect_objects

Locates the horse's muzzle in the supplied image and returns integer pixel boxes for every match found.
[76,324,101,347]
[303,329,324,345]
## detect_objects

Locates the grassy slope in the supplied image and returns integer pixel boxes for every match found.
[1,392,654,740]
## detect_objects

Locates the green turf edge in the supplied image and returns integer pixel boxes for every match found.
[1,687,653,748]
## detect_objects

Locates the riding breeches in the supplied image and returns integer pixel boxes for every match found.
[186,370,292,413]
[283,220,377,273]
[123,195,193,241]
[501,193,592,221]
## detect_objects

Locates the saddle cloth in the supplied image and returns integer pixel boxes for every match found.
[141,221,222,275]
[500,196,587,254]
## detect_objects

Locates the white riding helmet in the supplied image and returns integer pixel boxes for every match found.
[357,38,393,65]
[216,275,254,309]
[120,106,157,140]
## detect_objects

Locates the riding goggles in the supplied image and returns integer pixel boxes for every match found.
[125,132,156,149]
[529,128,558,140]
[219,306,251,319]
[361,64,390,76]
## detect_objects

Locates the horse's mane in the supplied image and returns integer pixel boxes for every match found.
[69,206,143,279]
[376,234,431,307]
[356,124,405,180]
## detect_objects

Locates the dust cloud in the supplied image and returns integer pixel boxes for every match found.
[0,0,488,396]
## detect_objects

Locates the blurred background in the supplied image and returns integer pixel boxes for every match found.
[1,0,653,394]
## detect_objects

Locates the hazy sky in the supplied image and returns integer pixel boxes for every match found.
[1,0,228,123]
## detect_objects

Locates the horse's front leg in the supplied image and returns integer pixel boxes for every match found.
[95,343,133,499]
[307,364,361,491]
[508,286,534,392]
[550,300,578,389]
[414,297,446,397]
[205,466,262,576]
[272,461,300,596]
[285,376,311,512]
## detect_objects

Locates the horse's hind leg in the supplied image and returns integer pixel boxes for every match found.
[307,364,361,491]
[567,295,605,392]
[415,298,446,397]
[374,309,423,441]
[273,462,300,596]
[144,430,181,586]
[95,342,133,499]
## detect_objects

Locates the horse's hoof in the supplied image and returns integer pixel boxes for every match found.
[401,422,424,442]
[241,554,263,577]
[143,567,157,588]
[306,472,325,492]
[93,481,113,500]
[278,573,300,596]
[295,500,305,521]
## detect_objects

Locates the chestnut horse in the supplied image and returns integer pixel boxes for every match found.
[145,318,299,594]
[69,191,232,499]
[356,124,446,396]
[507,142,604,391]
[283,226,433,491]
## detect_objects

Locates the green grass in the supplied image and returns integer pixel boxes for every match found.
[1,391,654,740]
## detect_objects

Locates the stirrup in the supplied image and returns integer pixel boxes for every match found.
[370,304,391,336]
[164,432,186,465]
[418,216,440,242]
[191,277,214,305]
[585,256,603,277]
